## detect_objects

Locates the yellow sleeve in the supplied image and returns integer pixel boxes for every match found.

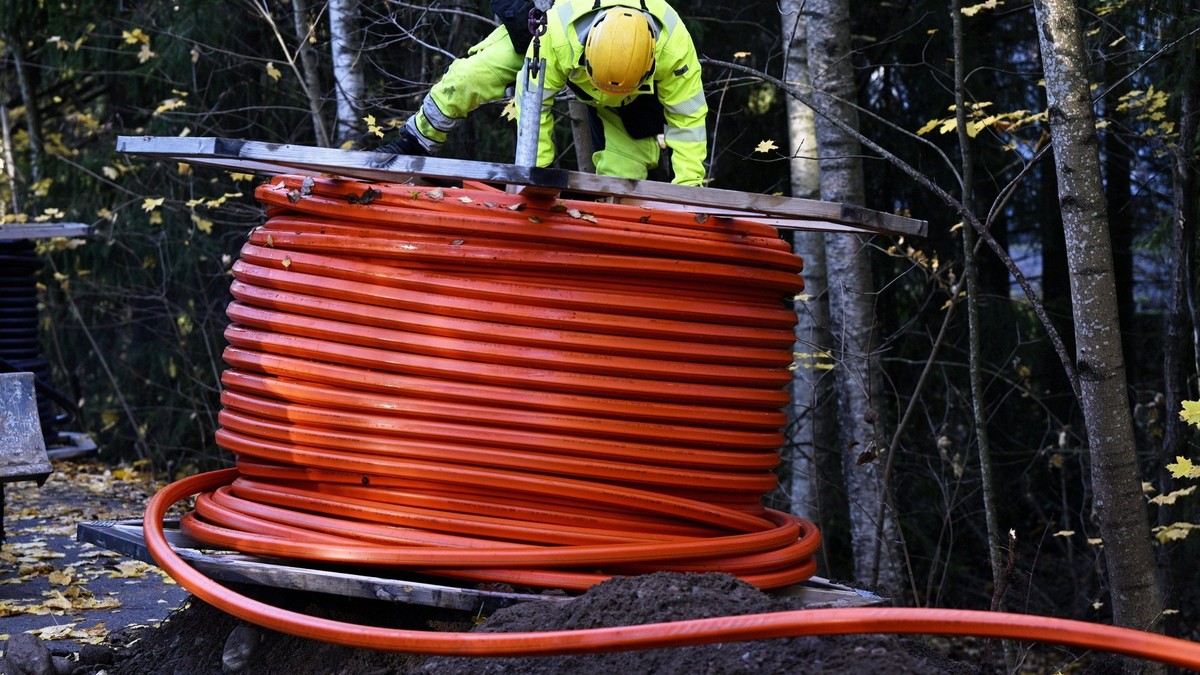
[654,24,708,185]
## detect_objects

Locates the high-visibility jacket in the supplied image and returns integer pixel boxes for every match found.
[517,0,708,185]
[406,25,524,155]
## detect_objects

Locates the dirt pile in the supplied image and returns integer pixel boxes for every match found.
[60,572,981,675]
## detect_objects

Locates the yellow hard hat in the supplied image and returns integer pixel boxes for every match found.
[583,9,656,95]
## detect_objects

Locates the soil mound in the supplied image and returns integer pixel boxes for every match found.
[72,572,979,674]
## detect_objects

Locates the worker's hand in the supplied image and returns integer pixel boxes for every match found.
[375,126,428,157]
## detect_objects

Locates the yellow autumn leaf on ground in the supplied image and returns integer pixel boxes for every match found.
[48,566,75,586]
[43,590,74,611]
[111,560,153,579]
[1,600,28,617]
[32,623,109,644]
[33,624,76,640]
[74,595,122,611]
[111,466,140,481]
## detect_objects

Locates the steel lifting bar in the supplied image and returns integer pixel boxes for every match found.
[115,135,928,238]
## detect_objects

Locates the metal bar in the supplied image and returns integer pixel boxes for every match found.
[116,136,927,237]
[515,59,546,167]
[0,222,91,241]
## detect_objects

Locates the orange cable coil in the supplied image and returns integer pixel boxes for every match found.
[144,176,1200,667]
[177,175,820,590]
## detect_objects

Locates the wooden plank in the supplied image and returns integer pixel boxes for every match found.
[772,576,888,608]
[77,520,563,613]
[77,519,886,612]
[116,136,927,238]
[0,222,92,241]
[613,198,882,235]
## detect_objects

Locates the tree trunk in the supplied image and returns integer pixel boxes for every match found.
[1032,0,1164,648]
[1100,55,1136,373]
[1,35,43,186]
[1,98,21,212]
[288,0,329,146]
[1161,23,1199,638]
[950,0,1006,612]
[329,0,365,146]
[779,0,842,575]
[805,0,901,592]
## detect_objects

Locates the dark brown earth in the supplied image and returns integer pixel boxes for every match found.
[66,573,986,675]
[2,461,1127,674]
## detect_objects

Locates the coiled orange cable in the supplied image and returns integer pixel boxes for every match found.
[144,176,1200,667]
[174,176,820,589]
[146,471,1200,668]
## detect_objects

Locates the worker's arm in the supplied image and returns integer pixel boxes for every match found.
[655,29,708,186]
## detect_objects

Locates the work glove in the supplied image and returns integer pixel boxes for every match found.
[376,125,428,157]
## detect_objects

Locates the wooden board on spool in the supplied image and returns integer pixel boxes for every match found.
[116,136,927,238]
[78,519,887,613]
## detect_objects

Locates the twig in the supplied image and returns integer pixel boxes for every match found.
[702,57,1082,403]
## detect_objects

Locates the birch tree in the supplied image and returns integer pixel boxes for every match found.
[289,0,327,145]
[779,0,840,561]
[1031,0,1164,642]
[805,0,902,591]
[329,0,365,146]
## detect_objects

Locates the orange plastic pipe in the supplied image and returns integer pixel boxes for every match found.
[230,255,799,347]
[219,347,788,430]
[218,370,784,450]
[235,244,798,329]
[145,470,1200,668]
[143,177,1200,669]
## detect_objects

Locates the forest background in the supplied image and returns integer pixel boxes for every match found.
[2,0,1199,657]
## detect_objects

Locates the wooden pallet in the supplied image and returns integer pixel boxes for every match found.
[77,519,886,613]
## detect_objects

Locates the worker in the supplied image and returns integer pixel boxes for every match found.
[379,0,708,187]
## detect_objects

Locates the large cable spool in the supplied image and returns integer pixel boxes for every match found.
[177,175,820,592]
